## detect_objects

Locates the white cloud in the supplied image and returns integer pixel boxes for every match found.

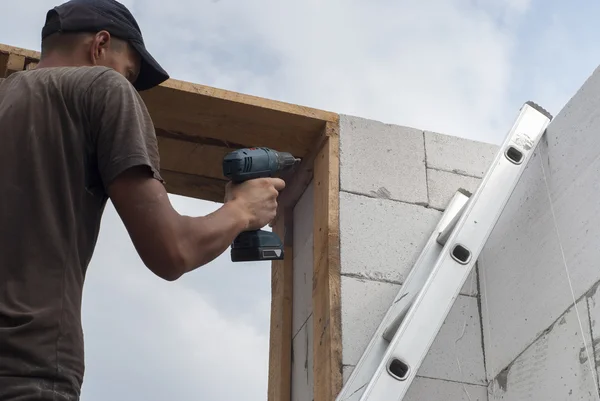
[127,0,535,143]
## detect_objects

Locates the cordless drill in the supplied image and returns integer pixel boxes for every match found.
[222,147,300,262]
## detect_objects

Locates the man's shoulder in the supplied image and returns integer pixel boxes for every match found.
[53,66,129,89]
[72,67,139,102]
[15,66,128,93]
[79,66,130,85]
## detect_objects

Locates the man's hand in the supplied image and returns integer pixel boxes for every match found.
[224,178,286,231]
[108,166,285,281]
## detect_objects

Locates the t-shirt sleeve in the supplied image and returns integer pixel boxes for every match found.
[84,68,165,191]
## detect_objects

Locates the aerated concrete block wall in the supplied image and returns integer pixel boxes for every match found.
[480,66,600,400]
[338,115,498,400]
[291,181,315,401]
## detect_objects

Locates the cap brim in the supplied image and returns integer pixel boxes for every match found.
[130,41,169,91]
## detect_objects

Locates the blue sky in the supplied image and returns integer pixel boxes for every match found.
[1,0,600,400]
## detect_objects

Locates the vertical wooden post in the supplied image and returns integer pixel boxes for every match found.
[313,120,342,401]
[267,216,293,401]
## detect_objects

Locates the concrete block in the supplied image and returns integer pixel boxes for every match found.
[341,276,484,384]
[340,191,477,296]
[419,295,486,385]
[341,276,400,366]
[340,191,441,284]
[339,114,428,205]
[291,315,313,401]
[424,130,498,178]
[480,66,600,379]
[426,168,481,211]
[405,377,488,401]
[488,298,597,400]
[292,183,314,337]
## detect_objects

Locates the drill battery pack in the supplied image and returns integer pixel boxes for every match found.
[230,229,284,262]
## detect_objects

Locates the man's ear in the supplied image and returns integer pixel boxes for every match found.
[89,31,112,65]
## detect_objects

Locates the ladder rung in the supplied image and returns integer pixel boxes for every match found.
[435,188,471,246]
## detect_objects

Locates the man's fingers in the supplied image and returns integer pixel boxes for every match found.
[270,178,286,191]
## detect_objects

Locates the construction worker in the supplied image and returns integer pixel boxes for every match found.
[0,0,285,399]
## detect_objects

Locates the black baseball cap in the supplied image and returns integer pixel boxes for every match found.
[41,0,169,91]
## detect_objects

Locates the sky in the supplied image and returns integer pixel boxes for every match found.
[2,0,600,400]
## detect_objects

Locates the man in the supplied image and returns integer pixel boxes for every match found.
[0,0,285,399]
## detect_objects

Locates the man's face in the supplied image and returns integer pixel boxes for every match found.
[90,31,141,85]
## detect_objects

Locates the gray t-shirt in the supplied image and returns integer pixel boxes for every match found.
[0,66,163,400]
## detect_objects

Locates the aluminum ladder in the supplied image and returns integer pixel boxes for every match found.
[335,101,553,401]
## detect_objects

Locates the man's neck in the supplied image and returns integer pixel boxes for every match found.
[36,54,92,70]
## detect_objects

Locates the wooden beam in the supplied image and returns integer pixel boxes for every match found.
[158,78,337,125]
[157,134,232,181]
[141,82,333,158]
[312,121,342,401]
[267,216,294,401]
[0,43,37,78]
[0,43,40,60]
[160,169,226,203]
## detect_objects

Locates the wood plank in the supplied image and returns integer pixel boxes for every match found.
[0,43,41,60]
[5,54,25,76]
[157,134,232,181]
[267,216,294,401]
[312,121,342,401]
[159,78,337,124]
[142,83,330,157]
[160,169,226,203]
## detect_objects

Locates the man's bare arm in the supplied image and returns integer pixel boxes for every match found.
[107,166,252,281]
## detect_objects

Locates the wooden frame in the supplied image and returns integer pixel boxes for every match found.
[312,121,342,401]
[0,42,342,401]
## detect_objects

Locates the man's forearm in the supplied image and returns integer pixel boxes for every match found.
[176,201,250,276]
[108,166,251,281]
